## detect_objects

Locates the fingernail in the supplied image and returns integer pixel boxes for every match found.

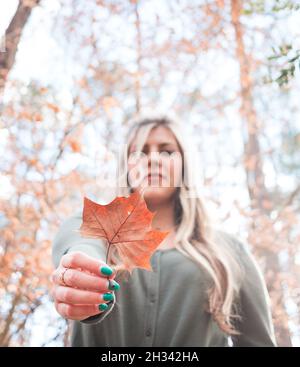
[102,292,114,301]
[99,303,108,311]
[100,266,113,276]
[108,279,120,291]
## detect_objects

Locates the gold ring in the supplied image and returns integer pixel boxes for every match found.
[60,268,69,287]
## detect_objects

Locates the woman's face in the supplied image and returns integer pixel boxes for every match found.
[128,125,183,207]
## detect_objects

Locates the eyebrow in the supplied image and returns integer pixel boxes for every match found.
[131,143,177,150]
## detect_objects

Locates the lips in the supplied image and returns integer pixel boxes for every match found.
[145,172,164,181]
[148,173,163,178]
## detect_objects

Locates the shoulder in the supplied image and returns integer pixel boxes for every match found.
[211,228,260,283]
[214,229,267,285]
[56,210,82,229]
[53,210,83,242]
[212,228,251,257]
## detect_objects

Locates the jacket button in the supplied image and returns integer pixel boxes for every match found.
[150,294,155,303]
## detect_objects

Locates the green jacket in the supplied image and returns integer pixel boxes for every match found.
[52,211,277,347]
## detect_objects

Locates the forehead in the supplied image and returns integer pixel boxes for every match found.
[132,125,179,147]
[147,125,176,143]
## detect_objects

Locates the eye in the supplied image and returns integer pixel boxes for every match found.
[142,148,148,154]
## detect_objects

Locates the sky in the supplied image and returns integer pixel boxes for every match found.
[0,1,18,47]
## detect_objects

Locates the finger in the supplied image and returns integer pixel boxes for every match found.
[55,302,106,320]
[52,265,119,292]
[83,269,117,281]
[61,251,116,278]
[62,267,113,292]
[54,285,115,305]
[51,269,61,284]
[52,266,66,285]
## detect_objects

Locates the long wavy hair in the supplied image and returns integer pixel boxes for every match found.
[106,112,244,335]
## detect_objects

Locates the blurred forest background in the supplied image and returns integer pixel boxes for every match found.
[0,0,299,346]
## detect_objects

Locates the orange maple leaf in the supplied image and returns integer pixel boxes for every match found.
[78,190,170,275]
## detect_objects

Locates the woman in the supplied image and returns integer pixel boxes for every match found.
[51,113,277,347]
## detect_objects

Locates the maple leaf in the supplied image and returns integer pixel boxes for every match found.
[78,190,170,275]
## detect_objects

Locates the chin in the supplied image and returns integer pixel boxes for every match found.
[141,186,176,205]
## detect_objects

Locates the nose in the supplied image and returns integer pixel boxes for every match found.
[147,150,162,171]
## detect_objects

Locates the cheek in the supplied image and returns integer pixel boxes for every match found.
[169,157,183,182]
[128,157,148,181]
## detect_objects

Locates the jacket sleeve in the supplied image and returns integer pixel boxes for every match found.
[231,239,277,347]
[51,210,116,324]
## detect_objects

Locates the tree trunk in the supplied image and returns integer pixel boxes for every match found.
[230,0,292,347]
[0,0,40,92]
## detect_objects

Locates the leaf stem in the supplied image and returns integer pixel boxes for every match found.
[105,242,111,266]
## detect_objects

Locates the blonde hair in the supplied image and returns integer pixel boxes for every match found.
[107,112,244,335]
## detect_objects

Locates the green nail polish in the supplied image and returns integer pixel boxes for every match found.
[99,303,108,311]
[108,279,120,291]
[100,266,113,276]
[103,293,114,301]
